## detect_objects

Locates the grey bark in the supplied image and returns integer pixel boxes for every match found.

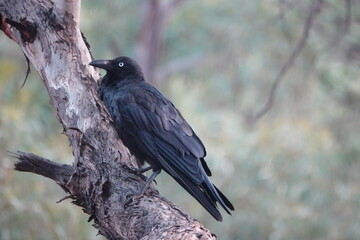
[0,0,216,239]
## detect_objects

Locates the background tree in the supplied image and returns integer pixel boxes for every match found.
[1,0,360,239]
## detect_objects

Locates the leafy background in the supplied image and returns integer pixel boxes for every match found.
[1,0,360,239]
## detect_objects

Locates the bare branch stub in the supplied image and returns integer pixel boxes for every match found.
[12,151,75,187]
[0,13,17,41]
[0,15,37,86]
[3,17,37,43]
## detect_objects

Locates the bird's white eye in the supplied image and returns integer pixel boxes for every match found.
[118,62,124,67]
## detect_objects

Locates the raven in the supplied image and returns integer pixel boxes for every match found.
[90,56,234,221]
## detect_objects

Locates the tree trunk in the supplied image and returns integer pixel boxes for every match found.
[0,0,216,239]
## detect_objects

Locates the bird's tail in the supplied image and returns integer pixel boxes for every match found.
[200,167,235,214]
[158,156,234,221]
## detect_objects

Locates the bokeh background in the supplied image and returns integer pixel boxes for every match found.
[1,0,360,239]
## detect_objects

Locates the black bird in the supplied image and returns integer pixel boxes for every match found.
[90,56,234,221]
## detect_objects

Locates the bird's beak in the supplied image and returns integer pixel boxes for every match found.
[89,59,113,70]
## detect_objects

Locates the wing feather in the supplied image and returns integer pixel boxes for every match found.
[117,85,208,184]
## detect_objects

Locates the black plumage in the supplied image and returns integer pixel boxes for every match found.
[90,56,234,221]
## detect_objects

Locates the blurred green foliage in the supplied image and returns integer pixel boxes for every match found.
[1,0,360,239]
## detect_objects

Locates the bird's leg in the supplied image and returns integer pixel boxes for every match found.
[125,169,161,207]
[138,168,161,195]
[133,164,157,185]
[135,165,153,173]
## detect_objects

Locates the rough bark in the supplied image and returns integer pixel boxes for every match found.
[0,0,216,239]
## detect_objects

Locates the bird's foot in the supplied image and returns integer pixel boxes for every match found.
[124,191,144,207]
[133,165,152,174]
[124,169,161,208]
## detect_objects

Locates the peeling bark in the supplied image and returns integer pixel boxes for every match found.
[0,0,216,239]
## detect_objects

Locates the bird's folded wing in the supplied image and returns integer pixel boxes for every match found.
[118,89,208,184]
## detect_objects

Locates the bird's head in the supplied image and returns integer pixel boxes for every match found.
[89,56,144,81]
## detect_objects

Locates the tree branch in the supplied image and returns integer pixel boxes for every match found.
[344,0,351,33]
[1,0,217,239]
[253,0,323,121]
[12,151,75,185]
[54,0,81,24]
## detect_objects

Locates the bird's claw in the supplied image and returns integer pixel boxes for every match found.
[124,192,143,208]
[133,168,144,175]
[133,165,153,174]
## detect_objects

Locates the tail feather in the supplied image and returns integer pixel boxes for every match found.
[201,171,232,215]
[157,156,223,221]
[157,155,234,221]
[214,184,235,211]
